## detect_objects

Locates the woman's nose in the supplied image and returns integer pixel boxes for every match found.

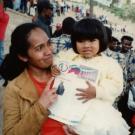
[44,46,52,55]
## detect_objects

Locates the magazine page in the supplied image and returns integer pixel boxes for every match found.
[49,60,100,125]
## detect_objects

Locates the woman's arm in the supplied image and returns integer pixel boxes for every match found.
[3,86,47,135]
[3,78,57,135]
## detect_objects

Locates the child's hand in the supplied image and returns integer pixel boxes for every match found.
[76,81,96,103]
[51,65,60,77]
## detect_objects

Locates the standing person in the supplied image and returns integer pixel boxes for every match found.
[1,23,77,135]
[118,49,135,134]
[0,0,9,65]
[56,1,60,16]
[117,36,134,132]
[33,0,53,38]
[3,0,13,9]
[13,0,21,11]
[54,18,130,135]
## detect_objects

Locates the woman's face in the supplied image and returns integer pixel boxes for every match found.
[76,39,100,58]
[26,28,53,69]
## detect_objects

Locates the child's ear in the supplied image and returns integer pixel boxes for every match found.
[18,54,28,62]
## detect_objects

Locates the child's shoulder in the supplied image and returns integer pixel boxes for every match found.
[96,54,120,67]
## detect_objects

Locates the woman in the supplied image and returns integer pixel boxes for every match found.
[1,23,77,135]
[55,18,130,135]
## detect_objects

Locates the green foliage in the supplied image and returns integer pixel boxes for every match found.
[110,7,125,18]
[97,3,135,23]
[127,4,135,22]
[85,0,135,22]
[0,0,3,3]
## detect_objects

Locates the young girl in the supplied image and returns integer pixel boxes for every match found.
[54,18,130,135]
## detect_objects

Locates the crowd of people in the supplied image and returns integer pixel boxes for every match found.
[0,0,135,135]
[3,0,71,17]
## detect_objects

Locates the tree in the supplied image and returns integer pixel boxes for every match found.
[110,0,119,7]
[126,0,131,4]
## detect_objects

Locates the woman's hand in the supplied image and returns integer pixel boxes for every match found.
[51,65,60,77]
[76,81,96,103]
[39,77,58,109]
[63,125,79,135]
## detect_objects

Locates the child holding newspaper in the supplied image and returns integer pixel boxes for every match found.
[51,18,130,135]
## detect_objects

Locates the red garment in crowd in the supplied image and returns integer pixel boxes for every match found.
[131,114,135,127]
[0,3,9,41]
[28,71,65,135]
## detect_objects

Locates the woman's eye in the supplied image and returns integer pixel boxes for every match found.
[35,45,43,51]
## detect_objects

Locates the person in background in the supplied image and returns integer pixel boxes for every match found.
[120,35,133,55]
[20,0,27,13]
[51,17,76,54]
[118,49,135,134]
[33,0,53,38]
[109,36,121,52]
[103,26,125,69]
[55,1,60,16]
[3,0,13,9]
[0,0,9,65]
[117,36,134,130]
[52,23,62,38]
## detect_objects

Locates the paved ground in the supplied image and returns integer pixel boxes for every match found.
[0,6,135,134]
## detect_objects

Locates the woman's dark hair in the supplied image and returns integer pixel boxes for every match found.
[0,23,40,81]
[71,18,108,54]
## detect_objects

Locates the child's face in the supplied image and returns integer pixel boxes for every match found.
[76,39,100,58]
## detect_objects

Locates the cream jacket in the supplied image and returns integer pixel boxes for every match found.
[3,70,49,135]
[56,50,123,104]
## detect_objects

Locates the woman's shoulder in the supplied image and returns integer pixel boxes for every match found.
[5,70,29,93]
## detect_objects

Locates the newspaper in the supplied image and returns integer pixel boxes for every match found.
[49,60,100,125]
